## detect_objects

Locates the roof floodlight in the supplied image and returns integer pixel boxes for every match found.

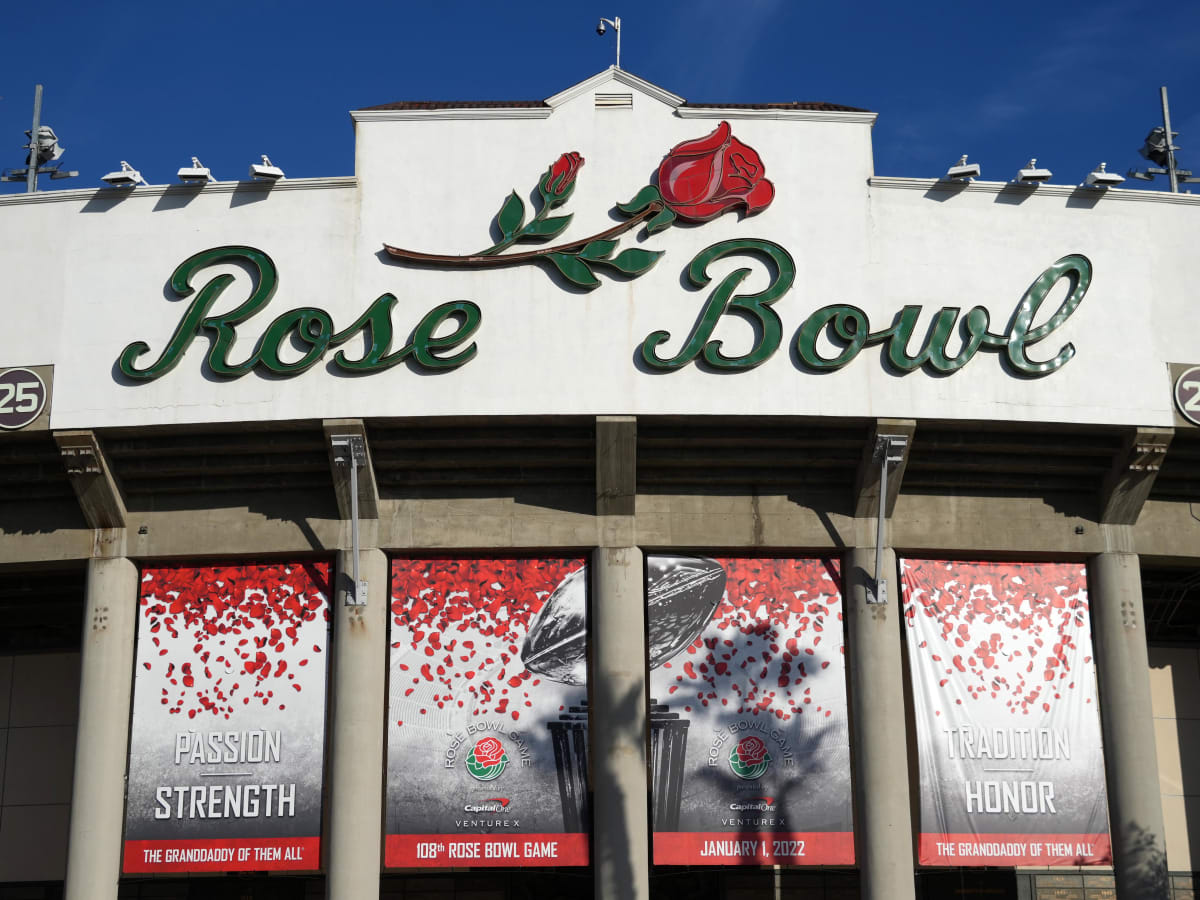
[177,157,215,185]
[100,160,146,188]
[1138,126,1177,168]
[1016,159,1052,183]
[249,155,284,182]
[25,125,63,165]
[1085,162,1124,188]
[946,154,980,181]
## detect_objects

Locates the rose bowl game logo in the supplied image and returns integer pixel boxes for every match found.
[728,736,772,780]
[465,736,509,782]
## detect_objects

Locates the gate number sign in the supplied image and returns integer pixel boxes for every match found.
[0,368,47,430]
[1176,366,1200,427]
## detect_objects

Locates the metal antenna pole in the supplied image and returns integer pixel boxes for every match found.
[868,435,908,605]
[1161,86,1179,194]
[26,85,42,194]
[615,17,621,69]
[331,435,367,606]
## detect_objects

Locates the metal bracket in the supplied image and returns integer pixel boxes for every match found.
[331,435,367,607]
[868,434,908,605]
[59,442,101,476]
[1129,441,1167,472]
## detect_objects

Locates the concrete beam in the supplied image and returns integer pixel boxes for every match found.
[596,415,636,547]
[1100,426,1173,525]
[592,545,649,900]
[845,544,916,900]
[1088,548,1169,899]
[324,419,379,520]
[326,548,387,900]
[596,415,636,518]
[54,430,126,529]
[64,556,137,900]
[592,415,649,899]
[853,419,916,519]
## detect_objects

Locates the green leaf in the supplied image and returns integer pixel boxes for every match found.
[616,184,663,216]
[545,252,601,289]
[496,191,525,238]
[595,247,664,276]
[520,214,573,241]
[646,207,677,235]
[579,239,617,260]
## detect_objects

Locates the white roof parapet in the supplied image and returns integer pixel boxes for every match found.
[676,107,876,125]
[350,106,553,123]
[545,66,684,109]
[869,175,1200,204]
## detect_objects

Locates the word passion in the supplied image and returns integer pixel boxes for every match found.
[117,242,1091,380]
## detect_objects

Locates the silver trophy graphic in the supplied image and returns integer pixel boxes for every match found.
[521,557,726,833]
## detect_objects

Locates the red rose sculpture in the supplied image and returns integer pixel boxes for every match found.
[657,121,774,222]
[736,736,770,766]
[474,737,506,767]
[543,152,584,198]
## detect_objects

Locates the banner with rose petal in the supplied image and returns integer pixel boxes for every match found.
[123,562,330,874]
[647,556,854,866]
[385,557,591,868]
[901,559,1111,866]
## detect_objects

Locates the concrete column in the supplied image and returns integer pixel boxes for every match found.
[844,546,915,900]
[64,556,138,900]
[592,545,649,900]
[1088,550,1169,899]
[326,548,388,900]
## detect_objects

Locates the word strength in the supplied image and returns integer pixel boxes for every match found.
[154,783,296,820]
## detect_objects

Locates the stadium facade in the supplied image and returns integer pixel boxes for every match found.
[0,68,1198,900]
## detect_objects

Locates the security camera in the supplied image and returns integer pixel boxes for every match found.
[1085,162,1124,188]
[596,20,606,35]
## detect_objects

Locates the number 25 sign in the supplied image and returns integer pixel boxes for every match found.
[1176,365,1200,428]
[0,367,48,431]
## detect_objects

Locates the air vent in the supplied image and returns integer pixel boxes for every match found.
[595,92,633,109]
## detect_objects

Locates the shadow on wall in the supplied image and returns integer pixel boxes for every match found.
[1119,820,1169,898]
[591,677,642,897]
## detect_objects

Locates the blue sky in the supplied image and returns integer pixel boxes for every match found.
[2,0,1197,194]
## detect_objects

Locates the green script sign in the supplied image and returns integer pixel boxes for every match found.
[118,244,1091,382]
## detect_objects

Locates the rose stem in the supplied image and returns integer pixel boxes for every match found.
[383,202,661,268]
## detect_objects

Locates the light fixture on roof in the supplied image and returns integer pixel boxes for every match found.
[1126,87,1199,192]
[0,85,78,192]
[177,157,215,185]
[100,161,146,188]
[1015,159,1052,184]
[249,155,284,182]
[596,15,621,69]
[946,154,980,181]
[1085,162,1124,189]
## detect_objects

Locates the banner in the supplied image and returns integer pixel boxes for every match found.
[647,556,853,865]
[123,562,330,873]
[902,559,1111,866]
[385,557,590,868]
